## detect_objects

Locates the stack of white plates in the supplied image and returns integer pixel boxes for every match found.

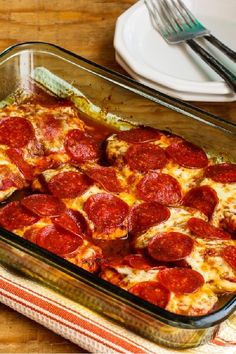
[114,0,236,102]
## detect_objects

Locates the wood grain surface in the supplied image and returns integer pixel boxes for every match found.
[0,1,235,353]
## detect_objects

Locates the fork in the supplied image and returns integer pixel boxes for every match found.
[145,0,236,92]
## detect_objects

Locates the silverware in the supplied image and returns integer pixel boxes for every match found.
[145,0,236,92]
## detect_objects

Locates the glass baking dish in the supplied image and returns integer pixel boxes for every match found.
[0,42,235,349]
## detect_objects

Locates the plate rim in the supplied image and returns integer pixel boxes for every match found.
[114,0,236,95]
[115,51,236,102]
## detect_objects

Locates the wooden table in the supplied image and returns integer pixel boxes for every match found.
[0,1,235,352]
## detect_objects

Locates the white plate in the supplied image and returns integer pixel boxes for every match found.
[114,0,236,99]
[116,51,236,102]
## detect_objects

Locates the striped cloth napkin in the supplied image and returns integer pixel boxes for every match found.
[0,264,235,354]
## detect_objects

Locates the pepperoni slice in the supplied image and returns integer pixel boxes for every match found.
[206,163,236,183]
[188,218,231,240]
[65,129,99,163]
[183,185,218,219]
[137,172,182,206]
[129,202,170,235]
[221,246,236,271]
[148,232,194,262]
[86,166,123,193]
[158,268,204,294]
[48,171,92,199]
[129,281,170,308]
[125,144,168,172]
[0,117,34,148]
[117,127,160,144]
[0,201,39,231]
[122,254,157,270]
[7,148,34,181]
[34,225,83,256]
[166,141,208,168]
[21,194,65,217]
[83,193,129,232]
[53,209,90,237]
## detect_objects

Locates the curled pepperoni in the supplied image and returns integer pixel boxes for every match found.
[158,268,204,294]
[129,202,170,235]
[0,117,34,148]
[7,148,34,181]
[48,171,92,199]
[53,209,90,237]
[0,166,25,190]
[0,201,39,231]
[117,127,160,143]
[148,232,194,262]
[137,172,182,206]
[166,141,208,168]
[21,194,65,217]
[183,186,218,219]
[188,218,231,240]
[122,254,157,270]
[125,144,168,172]
[86,166,123,193]
[206,163,236,183]
[0,178,16,191]
[83,193,129,232]
[129,281,170,308]
[65,129,99,163]
[34,225,83,256]
[221,246,236,271]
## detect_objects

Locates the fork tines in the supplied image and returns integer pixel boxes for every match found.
[145,0,209,43]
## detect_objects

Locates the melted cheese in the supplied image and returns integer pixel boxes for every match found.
[106,134,129,166]
[200,179,236,229]
[66,184,130,240]
[14,217,52,237]
[0,147,26,201]
[162,161,204,194]
[186,240,236,293]
[35,166,133,240]
[166,284,217,316]
[0,101,87,201]
[15,217,102,274]
[101,265,218,315]
[135,207,207,249]
[66,239,102,273]
[106,133,205,194]
[0,103,86,153]
[1,100,235,316]
[115,266,159,287]
[42,164,79,182]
